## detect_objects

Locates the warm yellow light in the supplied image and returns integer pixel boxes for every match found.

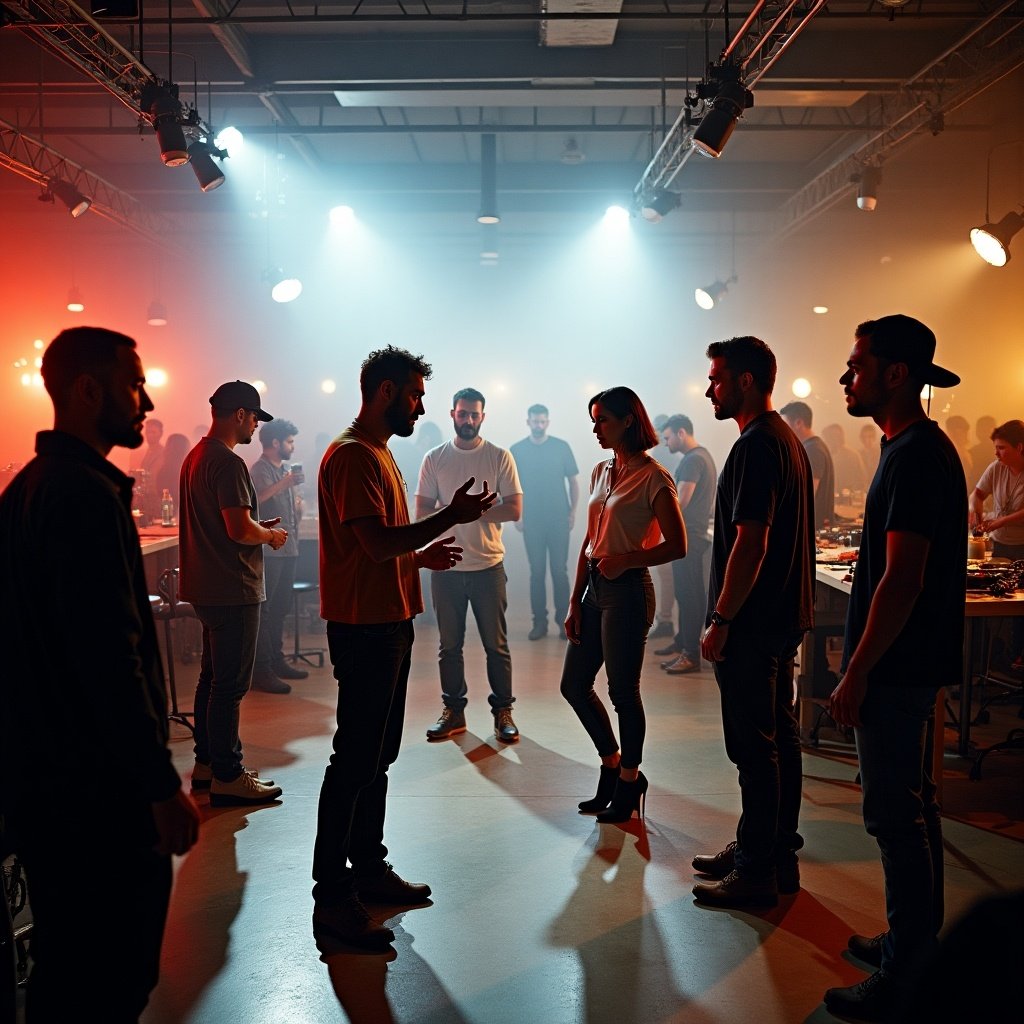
[792,378,812,398]
[812,306,829,315]
[147,368,169,387]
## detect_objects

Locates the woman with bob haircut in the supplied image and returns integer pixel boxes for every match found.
[559,386,687,822]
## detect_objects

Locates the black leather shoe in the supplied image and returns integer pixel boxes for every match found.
[426,707,466,740]
[355,864,432,905]
[692,841,799,894]
[313,897,395,951]
[654,643,680,657]
[692,870,778,909]
[251,673,291,694]
[274,662,309,680]
[494,708,520,743]
[847,932,886,968]
[824,970,904,1022]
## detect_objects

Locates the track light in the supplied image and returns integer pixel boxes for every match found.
[477,133,500,225]
[694,275,737,311]
[640,188,681,223]
[970,210,1023,267]
[856,165,882,211]
[188,140,226,192]
[263,267,302,304]
[46,178,92,218]
[148,90,189,167]
[692,80,752,159]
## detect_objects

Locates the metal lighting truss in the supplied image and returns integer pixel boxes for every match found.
[632,0,828,206]
[0,118,180,246]
[775,0,1024,237]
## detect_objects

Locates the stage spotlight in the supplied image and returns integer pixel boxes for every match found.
[329,205,355,226]
[47,178,91,218]
[694,276,736,310]
[149,91,189,167]
[188,140,226,192]
[640,189,681,223]
[214,126,244,157]
[263,267,302,303]
[856,165,882,211]
[970,211,1023,267]
[603,204,631,225]
[692,81,752,159]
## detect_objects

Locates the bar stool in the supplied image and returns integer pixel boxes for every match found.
[287,580,324,668]
[150,568,196,733]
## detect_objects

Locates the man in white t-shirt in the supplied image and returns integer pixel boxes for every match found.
[416,388,523,742]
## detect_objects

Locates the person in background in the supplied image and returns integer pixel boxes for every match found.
[0,326,199,1022]
[510,403,580,641]
[250,417,306,694]
[693,336,814,911]
[826,314,966,1022]
[656,414,717,675]
[781,401,836,532]
[944,414,974,489]
[969,415,998,491]
[179,381,287,806]
[971,418,1024,671]
[648,413,681,639]
[859,422,881,482]
[155,432,190,509]
[560,387,685,822]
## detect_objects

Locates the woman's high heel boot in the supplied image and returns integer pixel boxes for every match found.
[595,771,648,824]
[578,765,620,813]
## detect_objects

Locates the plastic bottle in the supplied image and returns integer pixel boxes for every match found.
[160,489,175,527]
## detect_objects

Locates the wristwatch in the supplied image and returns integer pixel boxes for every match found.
[710,610,733,628]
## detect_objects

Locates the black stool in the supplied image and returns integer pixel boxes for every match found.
[150,568,196,734]
[287,580,324,668]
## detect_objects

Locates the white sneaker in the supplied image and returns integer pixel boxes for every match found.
[209,771,283,807]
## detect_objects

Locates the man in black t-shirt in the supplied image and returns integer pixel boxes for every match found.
[692,336,815,911]
[824,315,966,1023]
[657,414,717,673]
[510,404,579,640]
[781,400,836,531]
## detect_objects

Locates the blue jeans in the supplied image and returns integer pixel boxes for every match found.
[712,629,805,879]
[559,567,655,769]
[856,684,944,978]
[431,563,514,711]
[192,602,261,781]
[312,618,414,905]
[523,519,571,628]
[255,554,297,673]
[672,536,709,658]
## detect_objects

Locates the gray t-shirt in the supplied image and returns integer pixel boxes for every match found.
[179,437,265,605]
[675,445,717,541]
[976,459,1024,546]
[249,455,299,558]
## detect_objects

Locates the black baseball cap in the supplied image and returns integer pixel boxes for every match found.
[861,314,960,388]
[209,380,274,421]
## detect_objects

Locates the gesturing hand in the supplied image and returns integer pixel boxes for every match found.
[420,537,464,571]
[448,477,497,524]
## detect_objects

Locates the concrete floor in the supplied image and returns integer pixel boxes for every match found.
[141,612,1023,1024]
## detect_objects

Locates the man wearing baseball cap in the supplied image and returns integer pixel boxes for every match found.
[179,380,288,806]
[825,315,967,1020]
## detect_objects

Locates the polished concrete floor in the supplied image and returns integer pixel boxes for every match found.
[140,610,1023,1024]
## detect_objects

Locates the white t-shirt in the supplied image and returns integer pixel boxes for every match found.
[416,439,523,570]
[977,459,1024,546]
[585,455,675,559]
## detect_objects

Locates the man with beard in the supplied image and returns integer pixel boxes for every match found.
[0,327,200,1021]
[692,336,814,910]
[179,380,287,806]
[510,403,579,640]
[312,347,495,951]
[825,316,966,1021]
[417,387,524,743]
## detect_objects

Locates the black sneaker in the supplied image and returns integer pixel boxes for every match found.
[274,662,309,680]
[692,841,799,894]
[355,864,432,905]
[847,932,886,968]
[692,869,778,909]
[824,970,904,1022]
[312,897,395,952]
[251,673,291,694]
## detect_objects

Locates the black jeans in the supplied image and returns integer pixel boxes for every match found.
[672,536,709,658]
[255,554,297,673]
[712,628,805,879]
[192,602,261,781]
[522,518,572,628]
[312,618,414,906]
[856,684,943,978]
[559,567,655,769]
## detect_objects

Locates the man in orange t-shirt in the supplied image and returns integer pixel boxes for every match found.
[311,344,496,953]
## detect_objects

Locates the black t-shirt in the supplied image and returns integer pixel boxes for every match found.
[708,411,815,636]
[509,435,579,524]
[841,419,967,688]
[675,445,717,541]
[803,434,836,530]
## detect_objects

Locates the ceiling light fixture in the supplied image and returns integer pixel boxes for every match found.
[66,286,85,313]
[263,267,302,304]
[856,165,882,211]
[970,140,1023,267]
[187,140,226,192]
[694,275,737,311]
[45,178,92,218]
[691,63,753,160]
[561,138,586,165]
[640,188,681,223]
[146,87,190,167]
[146,300,168,326]
[477,133,500,225]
